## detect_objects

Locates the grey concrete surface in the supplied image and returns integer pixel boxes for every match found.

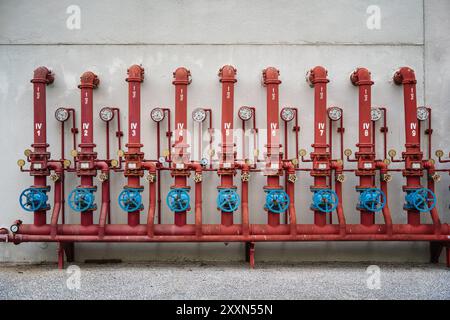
[0,0,449,264]
[0,262,449,300]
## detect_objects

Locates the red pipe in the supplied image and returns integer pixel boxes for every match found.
[49,161,63,238]
[172,67,191,226]
[30,66,54,226]
[13,223,449,237]
[77,71,99,226]
[393,67,430,226]
[307,66,330,226]
[125,65,145,226]
[143,162,157,236]
[376,161,393,235]
[262,67,282,226]
[350,68,376,226]
[218,65,237,226]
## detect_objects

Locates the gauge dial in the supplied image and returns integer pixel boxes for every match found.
[99,107,114,122]
[192,108,206,123]
[371,108,382,121]
[417,106,429,121]
[150,108,165,122]
[280,107,295,122]
[55,108,69,122]
[327,106,342,121]
[238,106,253,121]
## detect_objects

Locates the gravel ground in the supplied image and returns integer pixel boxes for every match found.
[0,261,449,300]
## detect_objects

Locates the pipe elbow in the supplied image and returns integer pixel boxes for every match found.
[189,162,203,173]
[350,67,374,86]
[142,161,157,172]
[31,66,54,85]
[126,64,145,82]
[308,66,329,85]
[393,67,417,85]
[48,161,63,173]
[78,71,99,89]
[172,67,191,85]
[262,67,281,85]
[331,160,343,172]
[218,65,237,83]
[95,161,109,172]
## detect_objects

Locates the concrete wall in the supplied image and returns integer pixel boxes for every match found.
[0,0,449,263]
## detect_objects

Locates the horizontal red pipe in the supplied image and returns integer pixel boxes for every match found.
[9,233,450,243]
[12,223,449,236]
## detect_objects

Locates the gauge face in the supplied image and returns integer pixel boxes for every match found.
[192,108,206,122]
[280,107,295,122]
[200,158,209,166]
[417,106,429,121]
[371,108,382,121]
[238,106,253,121]
[55,108,69,122]
[99,107,114,122]
[327,107,342,121]
[10,225,18,233]
[150,108,165,122]
[158,156,166,164]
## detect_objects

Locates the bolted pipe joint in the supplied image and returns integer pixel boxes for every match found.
[218,65,237,83]
[306,66,329,87]
[262,67,281,86]
[350,67,374,86]
[126,64,145,83]
[393,67,417,85]
[78,71,99,89]
[172,67,191,85]
[31,66,54,85]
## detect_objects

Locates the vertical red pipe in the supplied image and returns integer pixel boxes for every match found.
[218,65,237,226]
[30,67,54,226]
[262,67,282,227]
[308,66,330,226]
[125,65,145,226]
[172,67,191,226]
[78,71,99,226]
[350,68,376,226]
[393,67,422,226]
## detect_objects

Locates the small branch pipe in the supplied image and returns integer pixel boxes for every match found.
[350,67,376,226]
[262,67,282,227]
[239,163,250,236]
[283,161,297,235]
[143,162,157,237]
[125,65,145,226]
[77,71,99,226]
[218,65,237,226]
[190,162,203,236]
[31,66,54,226]
[308,66,330,226]
[331,161,346,235]
[96,161,110,237]
[423,160,441,234]
[172,67,191,226]
[49,161,63,238]
[376,161,393,235]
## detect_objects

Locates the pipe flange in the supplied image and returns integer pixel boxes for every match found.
[241,172,250,182]
[382,173,392,182]
[336,174,345,183]
[49,173,60,182]
[430,173,441,182]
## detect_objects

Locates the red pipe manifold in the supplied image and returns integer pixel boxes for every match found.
[4,65,450,269]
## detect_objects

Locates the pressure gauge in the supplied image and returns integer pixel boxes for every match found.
[10,224,19,233]
[327,106,342,121]
[200,158,209,166]
[280,107,295,122]
[192,108,207,123]
[55,107,69,122]
[417,106,429,121]
[150,107,165,122]
[99,107,114,122]
[371,108,382,121]
[238,106,253,121]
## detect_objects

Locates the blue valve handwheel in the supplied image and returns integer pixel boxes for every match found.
[118,188,143,212]
[19,188,48,212]
[265,190,290,214]
[166,188,190,213]
[411,188,437,212]
[68,188,95,212]
[217,189,240,213]
[359,188,386,212]
[312,189,339,213]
